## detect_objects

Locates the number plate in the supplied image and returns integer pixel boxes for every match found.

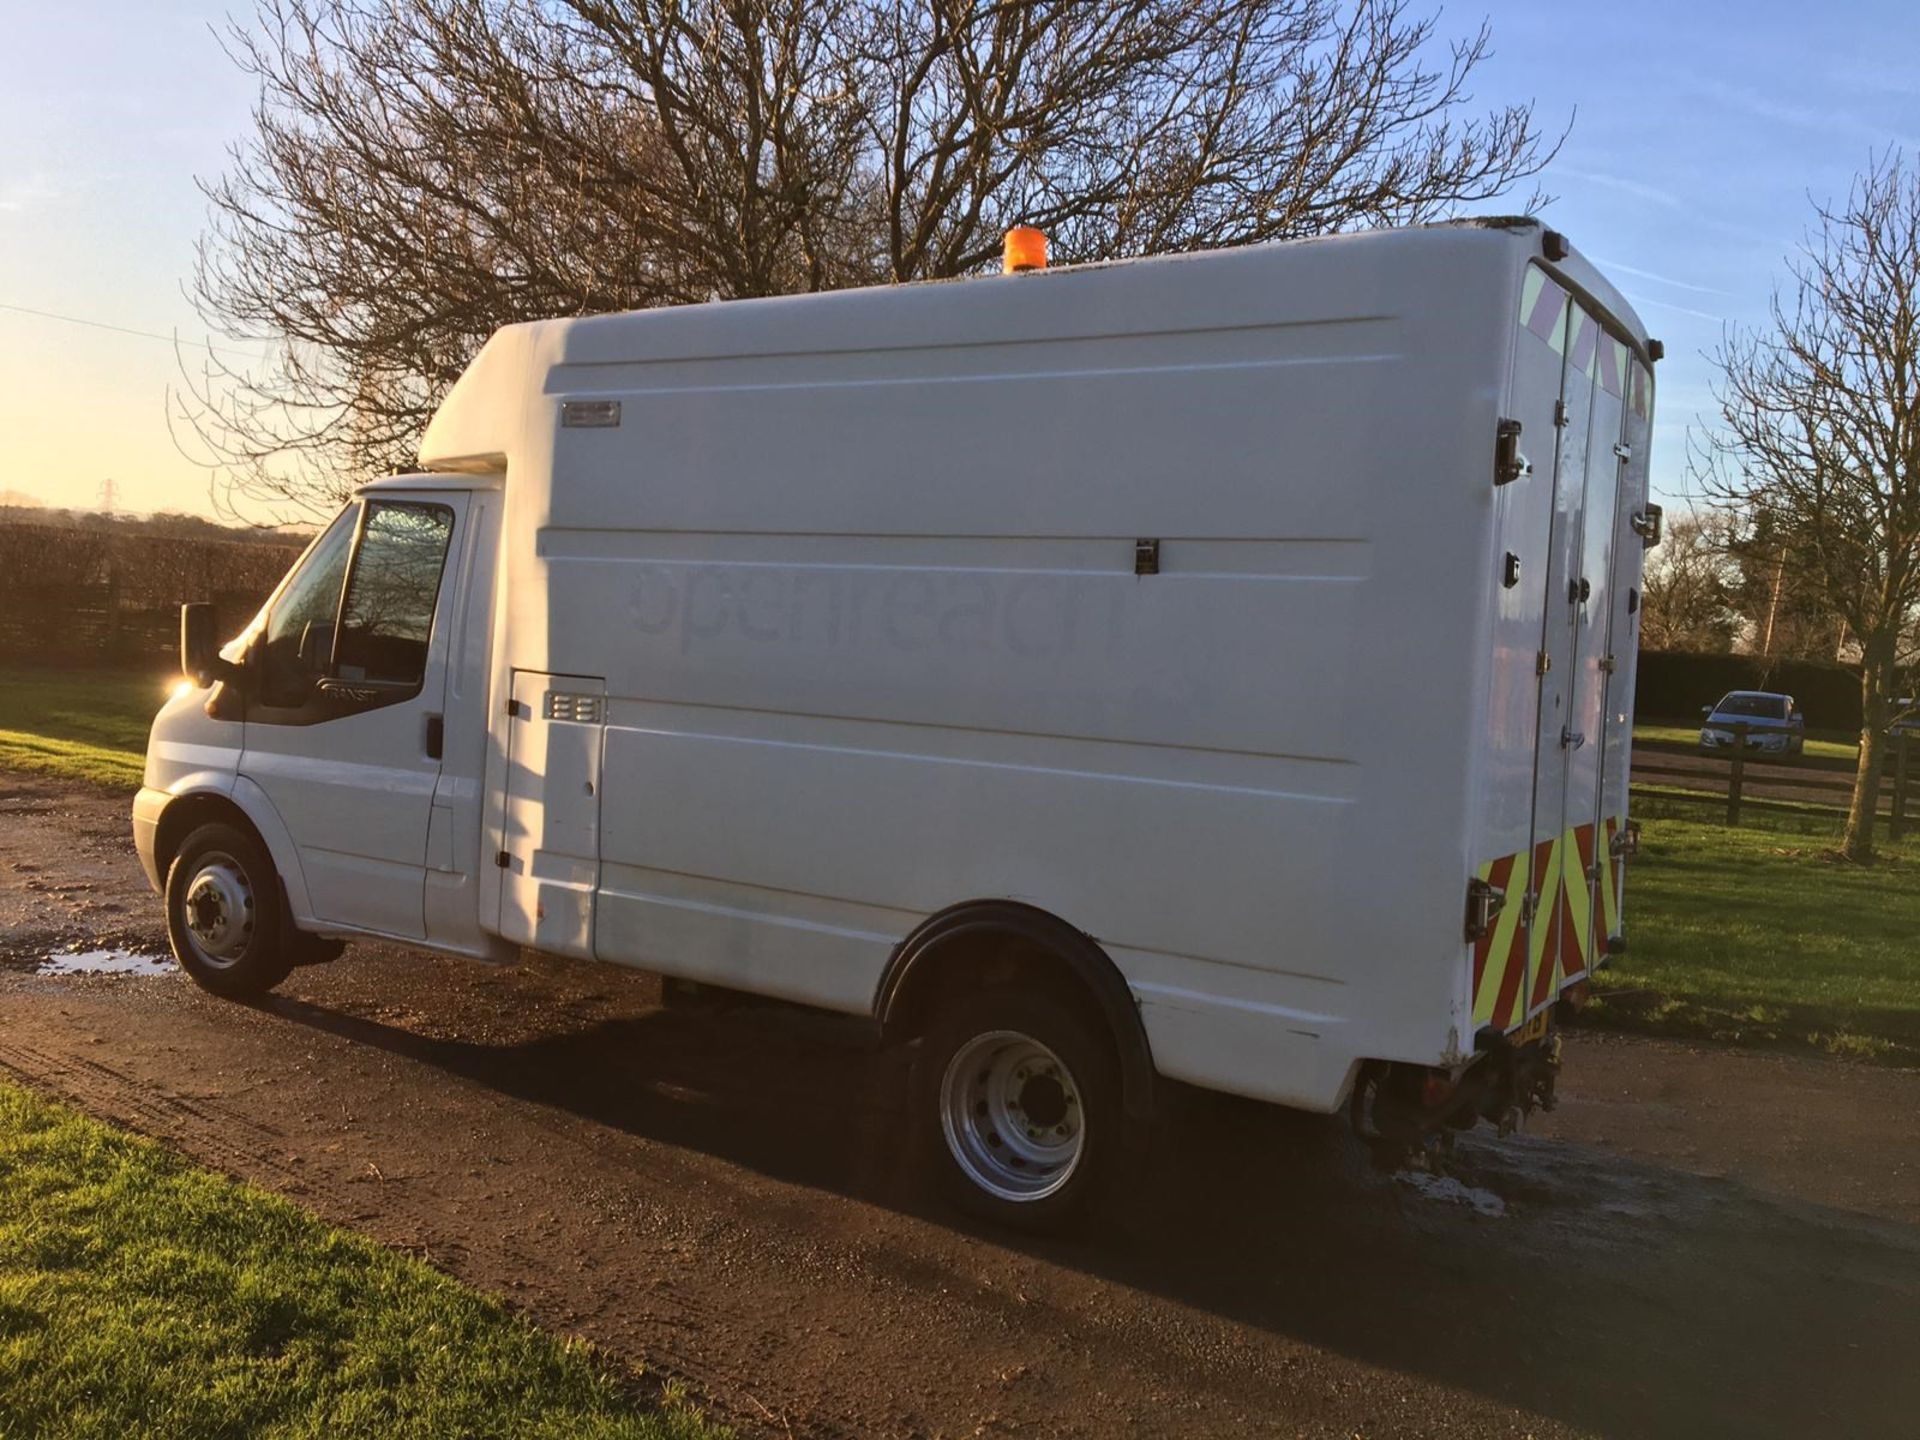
[1515,1009,1552,1047]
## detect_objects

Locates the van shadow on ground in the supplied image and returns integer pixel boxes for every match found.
[262,985,1920,1440]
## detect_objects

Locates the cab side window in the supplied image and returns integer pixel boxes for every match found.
[258,506,357,708]
[335,503,456,687]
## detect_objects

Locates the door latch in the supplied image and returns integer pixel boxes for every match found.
[1562,727,1586,750]
[1494,418,1528,485]
[1631,503,1664,547]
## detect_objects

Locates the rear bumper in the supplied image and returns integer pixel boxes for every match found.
[132,787,169,894]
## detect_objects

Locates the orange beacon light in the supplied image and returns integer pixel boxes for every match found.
[1002,226,1048,274]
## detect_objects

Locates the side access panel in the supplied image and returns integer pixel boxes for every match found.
[497,671,605,957]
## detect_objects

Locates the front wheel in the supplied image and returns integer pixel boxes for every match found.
[912,988,1120,1233]
[165,822,293,999]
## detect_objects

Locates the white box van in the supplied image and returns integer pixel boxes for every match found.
[135,218,1659,1228]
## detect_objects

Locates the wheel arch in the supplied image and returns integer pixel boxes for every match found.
[875,900,1157,1124]
[152,780,312,924]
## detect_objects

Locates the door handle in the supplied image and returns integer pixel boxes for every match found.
[425,713,444,760]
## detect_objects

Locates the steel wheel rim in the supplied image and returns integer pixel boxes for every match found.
[939,1029,1084,1203]
[181,852,255,970]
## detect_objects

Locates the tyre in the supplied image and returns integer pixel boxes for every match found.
[164,822,294,999]
[912,986,1120,1233]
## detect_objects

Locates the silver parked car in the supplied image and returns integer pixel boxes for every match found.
[1699,691,1805,757]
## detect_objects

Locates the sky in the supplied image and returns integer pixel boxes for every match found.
[1,0,1917,519]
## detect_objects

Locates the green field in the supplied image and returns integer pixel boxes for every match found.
[0,1081,723,1440]
[1592,794,1920,1063]
[0,664,165,789]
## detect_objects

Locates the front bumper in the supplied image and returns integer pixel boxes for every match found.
[1700,729,1793,753]
[132,787,170,894]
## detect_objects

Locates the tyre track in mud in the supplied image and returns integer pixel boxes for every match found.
[4,769,1920,1438]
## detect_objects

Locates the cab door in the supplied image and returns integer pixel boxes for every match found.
[239,492,464,939]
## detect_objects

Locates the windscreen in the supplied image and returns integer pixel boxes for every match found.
[1715,694,1787,719]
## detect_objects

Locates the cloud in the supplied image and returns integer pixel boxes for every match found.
[1551,167,1684,209]
[1687,76,1920,152]
[1588,256,1738,298]
[1620,290,1728,326]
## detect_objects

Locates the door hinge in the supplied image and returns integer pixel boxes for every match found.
[506,698,528,719]
[1599,654,1616,674]
[1613,442,1632,462]
[1536,650,1552,676]
[1494,418,1527,485]
[1553,398,1569,428]
[1503,551,1523,589]
[1522,890,1540,922]
[1465,876,1507,943]
[495,850,511,869]
[1586,860,1604,883]
[1134,538,1160,576]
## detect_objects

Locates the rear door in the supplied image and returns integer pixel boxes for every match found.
[1589,358,1655,952]
[1472,266,1573,1034]
[1543,320,1629,1007]
[1521,290,1599,1022]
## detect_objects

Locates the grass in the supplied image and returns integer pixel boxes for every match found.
[1633,721,1860,764]
[0,1080,726,1440]
[1589,793,1920,1065]
[0,664,166,789]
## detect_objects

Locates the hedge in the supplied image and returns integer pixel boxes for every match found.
[1634,650,1865,732]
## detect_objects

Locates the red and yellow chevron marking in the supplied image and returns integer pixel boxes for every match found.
[1598,815,1622,938]
[1472,815,1625,1031]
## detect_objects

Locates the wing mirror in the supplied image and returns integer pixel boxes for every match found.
[180,603,241,688]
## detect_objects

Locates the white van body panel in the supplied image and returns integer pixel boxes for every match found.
[418,221,1653,1111]
[145,220,1653,1117]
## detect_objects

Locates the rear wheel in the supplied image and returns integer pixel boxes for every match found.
[913,988,1119,1232]
[165,822,293,999]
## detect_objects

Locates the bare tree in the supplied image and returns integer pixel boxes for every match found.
[1640,509,1739,653]
[1696,155,1920,861]
[180,0,1560,517]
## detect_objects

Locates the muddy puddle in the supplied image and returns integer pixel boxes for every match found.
[34,948,176,978]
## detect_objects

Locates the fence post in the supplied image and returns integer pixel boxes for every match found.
[1727,722,1747,826]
